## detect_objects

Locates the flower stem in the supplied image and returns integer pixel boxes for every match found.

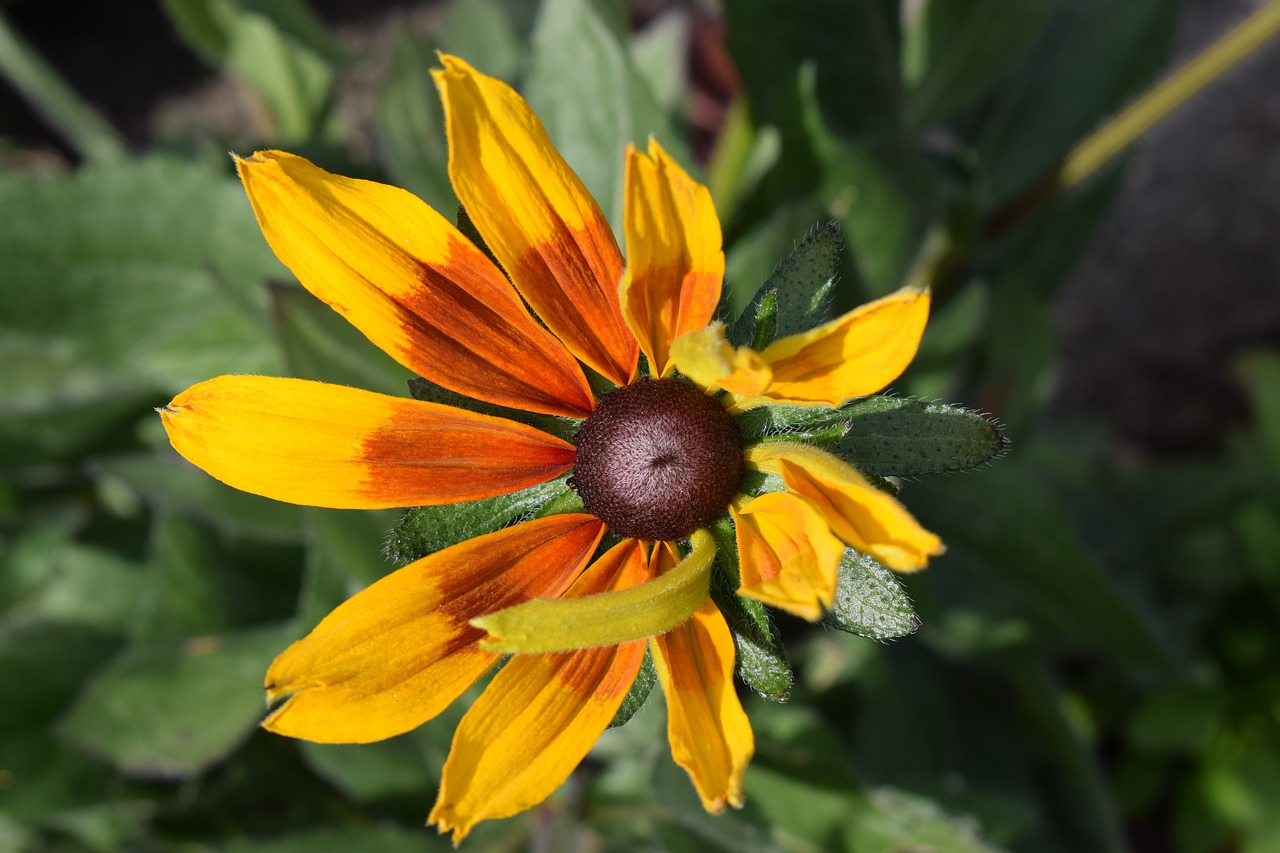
[986,0,1280,240]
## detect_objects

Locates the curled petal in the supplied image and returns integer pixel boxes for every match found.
[263,515,604,743]
[760,287,930,405]
[746,443,944,572]
[621,140,724,377]
[651,599,754,813]
[430,540,649,843]
[473,529,716,653]
[434,54,638,386]
[731,492,843,620]
[670,323,772,396]
[236,151,593,417]
[160,376,574,509]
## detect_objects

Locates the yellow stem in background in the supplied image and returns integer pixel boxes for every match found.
[1058,0,1280,190]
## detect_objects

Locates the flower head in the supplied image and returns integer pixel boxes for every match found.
[160,54,943,842]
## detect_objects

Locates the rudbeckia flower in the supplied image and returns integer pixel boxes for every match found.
[159,54,943,841]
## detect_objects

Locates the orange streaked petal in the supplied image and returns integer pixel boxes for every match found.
[759,287,930,405]
[731,492,843,621]
[434,55,638,386]
[236,151,594,417]
[651,599,754,813]
[746,442,944,572]
[669,323,772,395]
[431,539,649,843]
[620,140,724,377]
[263,515,604,744]
[161,375,574,510]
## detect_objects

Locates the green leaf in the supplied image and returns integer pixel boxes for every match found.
[0,618,122,729]
[439,0,525,83]
[298,506,400,627]
[846,787,1007,853]
[0,158,282,396]
[160,0,343,142]
[384,475,573,566]
[222,825,451,853]
[742,395,1008,476]
[822,549,920,641]
[272,283,408,396]
[131,515,235,646]
[58,624,294,779]
[726,0,901,139]
[976,0,1179,203]
[609,647,657,728]
[525,0,686,233]
[95,453,304,543]
[910,456,1173,665]
[375,26,455,213]
[834,397,1009,476]
[730,222,840,346]
[299,734,436,804]
[707,517,793,701]
[629,11,690,118]
[902,0,1055,128]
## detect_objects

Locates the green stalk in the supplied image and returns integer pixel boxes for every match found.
[0,7,128,164]
[986,0,1280,240]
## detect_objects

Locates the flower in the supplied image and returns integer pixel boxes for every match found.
[159,54,943,842]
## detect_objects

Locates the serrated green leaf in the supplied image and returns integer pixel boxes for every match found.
[707,518,792,701]
[609,647,657,728]
[384,475,573,566]
[834,397,1009,476]
[741,395,1007,476]
[731,221,841,346]
[58,624,294,779]
[822,549,920,641]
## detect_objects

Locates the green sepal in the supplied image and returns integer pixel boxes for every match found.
[822,549,920,641]
[708,517,793,701]
[384,475,572,566]
[608,647,657,728]
[730,221,841,346]
[738,395,1008,476]
[833,397,1008,476]
[406,376,580,442]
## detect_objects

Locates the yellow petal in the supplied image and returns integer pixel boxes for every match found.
[620,139,724,377]
[651,599,754,813]
[669,323,772,395]
[430,539,649,843]
[759,287,930,405]
[263,515,604,743]
[746,443,944,572]
[473,529,716,653]
[731,492,843,620]
[160,375,574,509]
[236,151,594,418]
[434,54,638,386]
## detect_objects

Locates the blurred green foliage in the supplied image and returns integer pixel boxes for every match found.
[2,0,1279,851]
